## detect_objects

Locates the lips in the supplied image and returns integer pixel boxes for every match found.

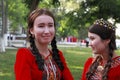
[42,36,51,40]
[43,35,50,37]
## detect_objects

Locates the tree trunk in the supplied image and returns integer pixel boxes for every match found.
[0,0,6,52]
[30,0,40,12]
[0,37,5,53]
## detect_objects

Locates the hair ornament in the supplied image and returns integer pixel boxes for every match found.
[94,18,116,31]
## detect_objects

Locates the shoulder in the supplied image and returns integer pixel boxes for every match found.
[58,50,63,54]
[84,57,93,67]
[113,56,120,60]
[16,48,35,60]
[16,48,28,56]
[57,50,66,62]
[86,57,93,63]
[58,50,64,57]
[113,56,120,63]
[17,48,30,52]
[17,48,32,55]
[83,57,93,73]
[111,56,120,68]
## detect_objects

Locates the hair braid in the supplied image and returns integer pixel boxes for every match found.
[87,18,116,80]
[86,56,102,79]
[102,49,113,80]
[29,35,44,70]
[51,37,64,71]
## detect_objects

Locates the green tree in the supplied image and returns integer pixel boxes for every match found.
[23,0,60,11]
[80,0,120,23]
[65,0,120,39]
[55,0,81,39]
[7,0,28,33]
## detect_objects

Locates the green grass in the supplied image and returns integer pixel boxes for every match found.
[0,47,120,80]
[0,49,17,80]
[58,47,92,80]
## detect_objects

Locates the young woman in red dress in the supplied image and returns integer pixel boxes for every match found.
[81,19,120,80]
[14,8,73,80]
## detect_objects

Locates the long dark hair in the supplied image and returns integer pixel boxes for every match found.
[86,19,116,80]
[27,8,64,71]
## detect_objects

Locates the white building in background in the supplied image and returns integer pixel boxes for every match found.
[116,23,120,37]
[2,19,27,47]
[108,18,120,37]
[116,23,120,48]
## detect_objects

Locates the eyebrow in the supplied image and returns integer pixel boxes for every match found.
[38,22,54,24]
[48,22,54,24]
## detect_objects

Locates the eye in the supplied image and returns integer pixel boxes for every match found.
[38,24,44,28]
[37,22,45,28]
[48,23,54,27]
[38,25,44,27]
[49,24,53,27]
[89,36,95,41]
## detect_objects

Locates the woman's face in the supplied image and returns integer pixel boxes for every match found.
[88,32,109,54]
[30,14,55,45]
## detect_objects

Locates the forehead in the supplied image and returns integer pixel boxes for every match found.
[34,14,54,24]
[88,32,100,38]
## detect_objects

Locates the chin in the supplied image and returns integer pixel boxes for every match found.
[44,41,51,44]
[92,50,96,54]
[44,42,50,44]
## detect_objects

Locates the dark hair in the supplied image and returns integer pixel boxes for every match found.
[86,19,116,80]
[27,8,64,71]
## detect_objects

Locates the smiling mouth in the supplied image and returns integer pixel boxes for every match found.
[43,36,50,37]
[43,36,51,39]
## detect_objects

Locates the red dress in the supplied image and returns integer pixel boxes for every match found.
[14,48,73,80]
[81,56,120,80]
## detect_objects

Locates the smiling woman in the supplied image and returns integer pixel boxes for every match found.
[81,18,120,80]
[14,8,73,80]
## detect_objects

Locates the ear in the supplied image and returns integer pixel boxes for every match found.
[104,39,110,45]
[29,28,34,35]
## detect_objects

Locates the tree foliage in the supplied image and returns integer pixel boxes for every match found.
[23,0,42,12]
[6,0,120,38]
[55,0,81,39]
[6,0,60,33]
[23,0,60,11]
[80,0,120,23]
[63,0,120,39]
[6,0,28,33]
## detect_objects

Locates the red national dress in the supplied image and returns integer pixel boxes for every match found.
[14,48,73,80]
[81,56,120,80]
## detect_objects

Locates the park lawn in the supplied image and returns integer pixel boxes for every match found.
[0,49,17,80]
[0,47,120,80]
[58,47,92,80]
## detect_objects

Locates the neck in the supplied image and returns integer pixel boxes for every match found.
[35,41,50,58]
[100,51,118,66]
[38,47,50,58]
[101,51,117,60]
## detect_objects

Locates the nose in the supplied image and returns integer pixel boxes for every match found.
[44,26,49,33]
[89,40,92,46]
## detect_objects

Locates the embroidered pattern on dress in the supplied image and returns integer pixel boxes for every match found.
[43,54,60,80]
[89,57,120,80]
[111,57,120,68]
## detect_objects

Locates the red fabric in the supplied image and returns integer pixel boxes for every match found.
[81,58,93,80]
[81,57,120,80]
[14,48,73,80]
